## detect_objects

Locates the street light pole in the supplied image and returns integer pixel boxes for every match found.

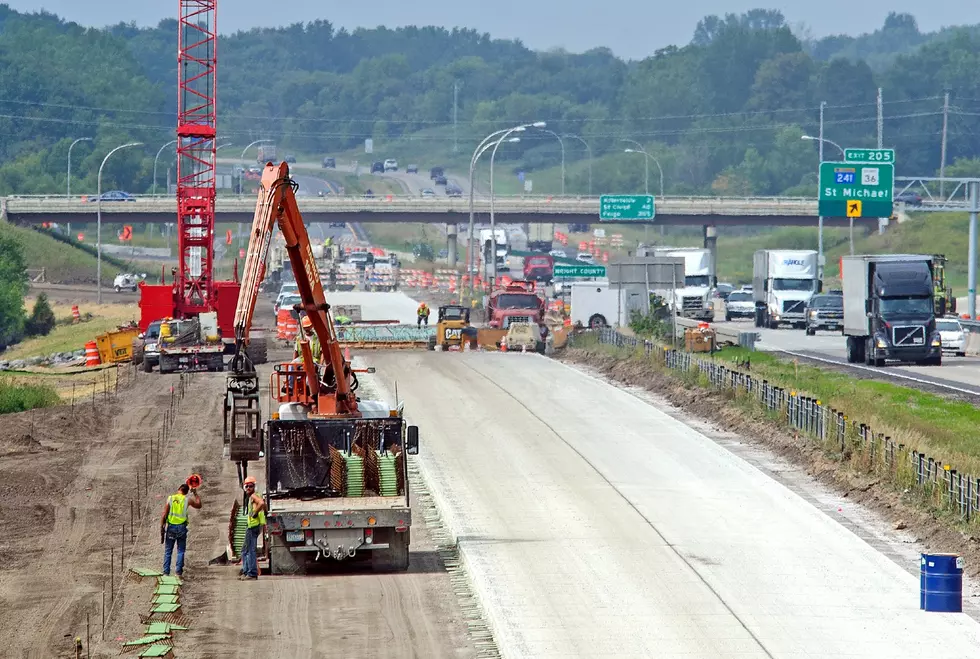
[153,140,178,196]
[489,131,524,293]
[239,139,272,196]
[67,137,93,237]
[97,142,143,304]
[467,122,546,295]
[564,134,592,195]
[539,129,565,196]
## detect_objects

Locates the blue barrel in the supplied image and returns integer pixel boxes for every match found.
[920,553,963,612]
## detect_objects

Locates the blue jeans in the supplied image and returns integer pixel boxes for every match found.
[242,526,260,578]
[162,523,187,576]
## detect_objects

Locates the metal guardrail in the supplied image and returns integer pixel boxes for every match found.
[580,327,980,525]
[3,194,819,217]
[674,316,761,350]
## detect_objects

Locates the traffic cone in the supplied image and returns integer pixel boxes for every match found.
[500,339,507,352]
[521,344,527,354]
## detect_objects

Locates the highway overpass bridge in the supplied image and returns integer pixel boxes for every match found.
[1,194,881,228]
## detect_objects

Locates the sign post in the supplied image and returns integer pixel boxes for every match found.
[818,161,894,218]
[553,263,607,279]
[599,195,655,222]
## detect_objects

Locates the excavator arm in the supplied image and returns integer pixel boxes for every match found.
[231,162,358,416]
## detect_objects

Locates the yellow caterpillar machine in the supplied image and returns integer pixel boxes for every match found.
[932,254,957,316]
[429,305,477,351]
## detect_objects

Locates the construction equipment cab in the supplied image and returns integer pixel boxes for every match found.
[431,305,475,351]
[486,281,544,329]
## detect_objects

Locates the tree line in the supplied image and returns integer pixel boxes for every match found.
[1,6,980,198]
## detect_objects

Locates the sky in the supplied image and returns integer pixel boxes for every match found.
[4,1,973,60]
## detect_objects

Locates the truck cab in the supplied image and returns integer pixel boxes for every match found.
[641,246,715,322]
[487,282,544,329]
[842,255,942,366]
[523,254,554,283]
[753,250,819,329]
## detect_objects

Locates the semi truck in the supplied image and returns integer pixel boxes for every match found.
[752,250,819,329]
[479,228,509,272]
[639,246,714,321]
[842,254,942,367]
[523,253,554,283]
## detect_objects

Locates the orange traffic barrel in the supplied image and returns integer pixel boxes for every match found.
[71,305,81,324]
[84,341,101,367]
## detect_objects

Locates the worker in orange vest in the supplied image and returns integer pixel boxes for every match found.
[417,302,430,328]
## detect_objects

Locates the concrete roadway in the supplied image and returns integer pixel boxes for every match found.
[716,315,980,392]
[366,349,980,659]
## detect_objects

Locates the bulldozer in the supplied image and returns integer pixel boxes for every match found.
[933,254,957,317]
[429,304,477,351]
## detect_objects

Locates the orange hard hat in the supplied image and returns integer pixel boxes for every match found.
[243,475,257,486]
[301,316,313,329]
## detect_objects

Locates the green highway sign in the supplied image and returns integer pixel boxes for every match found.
[553,263,607,279]
[818,161,894,218]
[599,194,655,221]
[844,148,894,164]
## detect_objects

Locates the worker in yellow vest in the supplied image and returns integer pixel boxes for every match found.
[159,482,202,577]
[240,475,267,580]
[417,302,430,328]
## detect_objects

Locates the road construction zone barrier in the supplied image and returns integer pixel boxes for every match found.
[276,309,299,341]
[71,304,81,324]
[85,341,101,367]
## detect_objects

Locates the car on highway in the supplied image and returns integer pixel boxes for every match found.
[936,317,967,356]
[446,182,463,197]
[284,154,297,164]
[804,293,844,335]
[430,166,445,180]
[274,283,300,313]
[89,190,136,202]
[406,164,419,173]
[714,282,735,300]
[321,157,336,168]
[370,161,384,174]
[549,249,567,259]
[575,252,595,264]
[895,191,923,206]
[433,174,448,185]
[420,187,437,198]
[383,159,398,172]
[724,290,754,321]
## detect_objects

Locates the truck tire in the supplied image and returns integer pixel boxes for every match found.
[269,540,308,576]
[245,337,268,366]
[805,327,815,336]
[372,529,410,572]
[143,357,154,373]
[588,314,607,329]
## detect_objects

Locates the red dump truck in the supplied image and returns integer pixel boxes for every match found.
[523,254,554,284]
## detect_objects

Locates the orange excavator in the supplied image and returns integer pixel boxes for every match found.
[222,163,419,574]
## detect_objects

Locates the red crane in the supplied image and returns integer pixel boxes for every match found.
[139,0,240,338]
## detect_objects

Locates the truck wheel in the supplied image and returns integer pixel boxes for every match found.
[143,358,153,373]
[805,327,815,336]
[588,314,607,329]
[372,529,410,572]
[245,338,268,366]
[114,285,121,293]
[269,541,307,576]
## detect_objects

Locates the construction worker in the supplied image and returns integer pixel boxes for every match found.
[294,316,323,362]
[159,482,202,577]
[417,302,430,328]
[240,475,266,581]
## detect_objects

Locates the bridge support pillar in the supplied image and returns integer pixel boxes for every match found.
[703,225,718,285]
[447,224,458,267]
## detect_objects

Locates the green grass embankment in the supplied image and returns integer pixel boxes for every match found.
[0,377,61,413]
[0,222,124,285]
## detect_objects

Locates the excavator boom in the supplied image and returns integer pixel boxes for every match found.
[231,162,358,416]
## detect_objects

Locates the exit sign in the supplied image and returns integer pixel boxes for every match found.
[844,148,894,164]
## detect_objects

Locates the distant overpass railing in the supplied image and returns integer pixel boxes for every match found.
[3,194,819,217]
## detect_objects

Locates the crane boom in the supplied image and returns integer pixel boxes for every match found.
[233,162,359,417]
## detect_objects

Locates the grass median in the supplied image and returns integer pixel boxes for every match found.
[2,300,139,362]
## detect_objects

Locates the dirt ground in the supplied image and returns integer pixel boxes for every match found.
[562,345,980,584]
[0,300,481,658]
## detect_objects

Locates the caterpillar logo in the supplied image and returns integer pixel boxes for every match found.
[444,328,462,340]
